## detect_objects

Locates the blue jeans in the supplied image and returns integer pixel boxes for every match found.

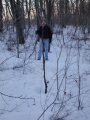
[38,39,49,60]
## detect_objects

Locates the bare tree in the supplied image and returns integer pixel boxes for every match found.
[35,0,41,28]
[27,0,32,28]
[87,0,90,33]
[45,0,54,26]
[0,0,3,32]
[9,0,25,44]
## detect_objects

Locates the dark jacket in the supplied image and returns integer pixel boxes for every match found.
[36,25,52,43]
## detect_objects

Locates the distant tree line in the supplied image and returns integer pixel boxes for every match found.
[0,0,90,44]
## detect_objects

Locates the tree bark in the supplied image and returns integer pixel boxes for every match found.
[0,0,3,32]
[35,0,41,29]
[10,0,25,44]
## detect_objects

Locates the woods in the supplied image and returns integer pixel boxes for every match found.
[0,1,90,120]
[0,0,90,35]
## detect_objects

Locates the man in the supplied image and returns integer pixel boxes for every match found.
[36,20,52,60]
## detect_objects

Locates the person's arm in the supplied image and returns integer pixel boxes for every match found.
[49,27,52,43]
[35,30,39,34]
[35,27,41,35]
[35,27,41,42]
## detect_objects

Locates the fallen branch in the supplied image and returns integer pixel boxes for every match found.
[0,91,35,105]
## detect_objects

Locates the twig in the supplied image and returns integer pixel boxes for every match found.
[0,91,35,105]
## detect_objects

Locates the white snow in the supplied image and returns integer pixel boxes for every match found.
[0,26,90,120]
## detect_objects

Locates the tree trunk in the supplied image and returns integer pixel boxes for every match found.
[35,0,41,28]
[87,0,90,33]
[46,0,51,25]
[10,0,25,44]
[0,0,3,32]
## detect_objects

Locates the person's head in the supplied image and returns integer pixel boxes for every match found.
[41,19,47,27]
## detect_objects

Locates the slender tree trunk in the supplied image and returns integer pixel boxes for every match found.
[0,0,3,32]
[27,0,31,28]
[77,39,81,110]
[35,0,41,28]
[87,1,90,33]
[21,0,25,29]
[42,39,48,94]
[5,1,9,30]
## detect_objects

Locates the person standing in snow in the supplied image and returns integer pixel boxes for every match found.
[36,19,52,60]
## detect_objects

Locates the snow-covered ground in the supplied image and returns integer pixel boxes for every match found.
[0,26,90,120]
